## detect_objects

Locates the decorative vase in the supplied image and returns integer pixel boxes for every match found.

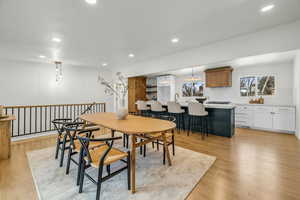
[116,107,128,120]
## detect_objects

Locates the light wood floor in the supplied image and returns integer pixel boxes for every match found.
[1,128,300,200]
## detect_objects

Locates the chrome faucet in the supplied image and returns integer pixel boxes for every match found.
[175,93,179,102]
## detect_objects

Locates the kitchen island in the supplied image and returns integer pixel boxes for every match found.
[147,102,235,138]
[178,103,235,138]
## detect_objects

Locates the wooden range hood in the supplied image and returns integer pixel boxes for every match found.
[204,66,233,88]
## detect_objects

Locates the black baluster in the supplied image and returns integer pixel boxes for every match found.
[24,107,26,135]
[35,107,37,133]
[62,106,64,118]
[50,106,52,130]
[11,108,14,137]
[45,106,47,132]
[40,107,42,132]
[54,106,56,120]
[58,106,61,119]
[17,108,20,136]
[30,107,32,134]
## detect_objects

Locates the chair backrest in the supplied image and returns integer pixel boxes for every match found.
[167,101,183,113]
[63,122,97,150]
[136,100,148,111]
[52,118,73,136]
[150,101,164,112]
[153,115,176,122]
[77,135,122,165]
[188,102,207,116]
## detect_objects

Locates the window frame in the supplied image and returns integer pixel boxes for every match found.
[239,74,277,97]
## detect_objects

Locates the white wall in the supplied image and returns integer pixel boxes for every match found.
[0,60,114,111]
[121,20,300,77]
[175,62,294,105]
[294,51,300,139]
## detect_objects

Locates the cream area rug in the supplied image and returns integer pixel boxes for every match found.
[27,142,216,200]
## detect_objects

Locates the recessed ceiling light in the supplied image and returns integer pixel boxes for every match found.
[102,63,108,67]
[171,37,179,43]
[39,55,46,58]
[52,37,61,43]
[128,53,135,58]
[261,4,275,12]
[85,0,97,5]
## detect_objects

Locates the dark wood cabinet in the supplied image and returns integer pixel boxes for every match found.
[128,77,146,113]
[205,67,233,88]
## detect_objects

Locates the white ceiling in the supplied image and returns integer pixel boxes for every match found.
[151,50,297,76]
[0,0,300,69]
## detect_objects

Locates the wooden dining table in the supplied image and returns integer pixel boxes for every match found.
[80,112,176,193]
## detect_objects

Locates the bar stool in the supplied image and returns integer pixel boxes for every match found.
[187,102,209,139]
[167,101,185,132]
[149,101,166,117]
[136,100,150,117]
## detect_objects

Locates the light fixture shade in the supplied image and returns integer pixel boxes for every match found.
[55,61,63,83]
[185,68,202,82]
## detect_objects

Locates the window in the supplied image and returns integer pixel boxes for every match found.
[240,75,275,97]
[240,76,256,97]
[182,81,204,97]
[257,76,275,95]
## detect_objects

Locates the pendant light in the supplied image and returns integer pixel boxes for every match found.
[185,67,201,82]
[55,61,63,83]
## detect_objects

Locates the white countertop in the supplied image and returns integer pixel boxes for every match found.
[146,101,235,109]
[234,103,296,108]
[167,102,235,109]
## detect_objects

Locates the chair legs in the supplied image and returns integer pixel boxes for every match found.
[127,152,131,190]
[172,135,175,156]
[163,146,166,165]
[79,160,86,193]
[55,137,60,159]
[77,149,83,186]
[188,116,192,136]
[187,115,209,139]
[79,153,131,199]
[96,166,104,200]
[66,147,72,174]
[123,134,129,149]
[59,134,68,167]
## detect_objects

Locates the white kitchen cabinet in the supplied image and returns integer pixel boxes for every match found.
[253,106,273,129]
[235,105,254,127]
[235,104,296,133]
[273,107,295,132]
[157,75,175,105]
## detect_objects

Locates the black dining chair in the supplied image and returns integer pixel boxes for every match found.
[138,115,176,165]
[52,119,83,167]
[77,134,131,200]
[64,123,101,185]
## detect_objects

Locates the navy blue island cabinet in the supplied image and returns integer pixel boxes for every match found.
[159,105,235,138]
[205,107,235,138]
[177,106,235,138]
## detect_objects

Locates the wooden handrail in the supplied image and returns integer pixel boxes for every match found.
[3,102,106,137]
[4,103,105,109]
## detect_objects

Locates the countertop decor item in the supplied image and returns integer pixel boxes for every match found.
[249,97,264,104]
[98,71,128,119]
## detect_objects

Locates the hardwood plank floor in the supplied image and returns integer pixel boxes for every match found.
[0,128,300,200]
